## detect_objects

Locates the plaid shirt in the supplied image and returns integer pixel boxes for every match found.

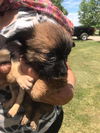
[0,0,74,34]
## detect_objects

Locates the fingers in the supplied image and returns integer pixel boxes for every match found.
[0,64,11,73]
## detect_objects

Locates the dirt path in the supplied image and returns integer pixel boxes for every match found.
[88,36,100,41]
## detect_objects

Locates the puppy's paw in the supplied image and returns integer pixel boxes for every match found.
[7,104,20,117]
[21,115,29,125]
[8,109,17,117]
[16,75,34,90]
[30,121,37,130]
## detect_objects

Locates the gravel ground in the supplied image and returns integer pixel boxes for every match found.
[88,36,100,41]
[73,36,100,41]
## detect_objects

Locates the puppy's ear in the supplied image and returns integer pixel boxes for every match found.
[0,34,6,42]
[6,27,34,43]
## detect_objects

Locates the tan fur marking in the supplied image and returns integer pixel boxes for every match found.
[0,49,10,62]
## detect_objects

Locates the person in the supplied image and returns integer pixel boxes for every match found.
[0,0,75,132]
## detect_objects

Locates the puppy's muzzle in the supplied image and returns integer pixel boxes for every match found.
[54,60,67,78]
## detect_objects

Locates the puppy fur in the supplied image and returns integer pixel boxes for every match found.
[23,22,73,129]
[7,22,73,80]
[0,22,73,129]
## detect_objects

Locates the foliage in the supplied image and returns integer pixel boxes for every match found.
[78,0,100,29]
[51,0,68,15]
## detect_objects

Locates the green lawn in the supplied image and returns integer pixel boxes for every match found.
[60,40,100,133]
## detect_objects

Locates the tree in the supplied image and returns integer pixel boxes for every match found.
[51,0,68,15]
[78,0,100,31]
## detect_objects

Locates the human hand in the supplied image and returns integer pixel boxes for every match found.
[0,63,11,74]
[27,64,75,105]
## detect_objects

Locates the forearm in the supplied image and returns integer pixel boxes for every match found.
[27,79,73,105]
[67,64,76,88]
[41,64,76,105]
[28,65,75,105]
[38,84,74,105]
[39,69,75,105]
[0,61,75,105]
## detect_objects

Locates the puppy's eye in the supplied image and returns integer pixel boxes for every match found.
[47,53,56,59]
[50,57,56,62]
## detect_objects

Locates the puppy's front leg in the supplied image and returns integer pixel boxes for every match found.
[8,88,25,117]
[7,60,33,90]
[30,112,41,130]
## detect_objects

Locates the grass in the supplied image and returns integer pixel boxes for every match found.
[59,40,100,133]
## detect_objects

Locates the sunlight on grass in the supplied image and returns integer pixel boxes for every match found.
[60,40,100,133]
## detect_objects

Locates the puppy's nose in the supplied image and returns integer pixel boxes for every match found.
[59,67,67,76]
[56,61,67,76]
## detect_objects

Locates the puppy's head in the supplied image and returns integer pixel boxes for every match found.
[6,22,74,81]
[25,22,73,80]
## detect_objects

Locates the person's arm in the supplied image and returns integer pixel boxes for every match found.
[0,62,75,106]
[67,63,76,87]
[26,63,76,105]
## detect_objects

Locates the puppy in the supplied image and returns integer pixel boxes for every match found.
[1,22,73,129]
[6,22,73,81]
[25,22,73,130]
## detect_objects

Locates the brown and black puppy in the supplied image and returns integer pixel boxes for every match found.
[1,22,74,129]
[26,24,71,79]
[7,22,73,82]
[7,22,73,129]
